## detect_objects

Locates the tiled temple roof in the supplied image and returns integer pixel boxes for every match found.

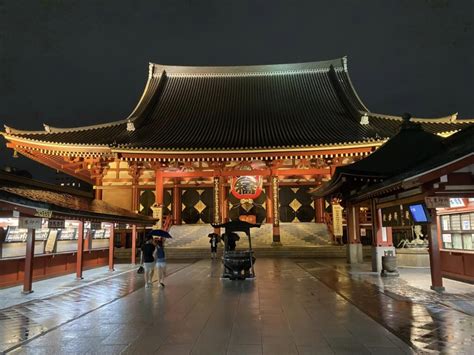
[0,171,155,224]
[3,57,473,152]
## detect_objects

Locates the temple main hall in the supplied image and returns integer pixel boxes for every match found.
[2,57,472,245]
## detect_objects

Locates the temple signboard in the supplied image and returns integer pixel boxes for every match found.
[332,204,343,237]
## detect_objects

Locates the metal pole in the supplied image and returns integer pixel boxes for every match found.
[248,230,255,278]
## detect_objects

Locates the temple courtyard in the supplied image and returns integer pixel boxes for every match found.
[1,259,473,355]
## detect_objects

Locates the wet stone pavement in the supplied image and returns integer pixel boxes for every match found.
[298,261,474,354]
[2,259,416,355]
[0,262,191,354]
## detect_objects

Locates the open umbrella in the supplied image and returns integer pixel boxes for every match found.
[147,229,173,238]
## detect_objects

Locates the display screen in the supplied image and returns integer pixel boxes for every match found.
[409,204,430,223]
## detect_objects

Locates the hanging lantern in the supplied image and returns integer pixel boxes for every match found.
[230,175,263,200]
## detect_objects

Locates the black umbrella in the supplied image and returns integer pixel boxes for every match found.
[147,229,173,238]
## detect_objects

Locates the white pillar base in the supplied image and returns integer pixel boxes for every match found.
[371,246,396,272]
[347,243,363,264]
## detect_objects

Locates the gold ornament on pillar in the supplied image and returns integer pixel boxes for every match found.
[213,177,220,224]
[272,176,279,227]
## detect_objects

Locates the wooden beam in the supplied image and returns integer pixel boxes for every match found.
[76,221,84,279]
[109,226,115,271]
[22,228,35,294]
[119,146,374,161]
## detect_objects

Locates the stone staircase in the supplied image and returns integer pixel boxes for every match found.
[164,223,332,248]
[115,223,362,260]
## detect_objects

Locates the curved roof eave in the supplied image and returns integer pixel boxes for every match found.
[340,57,370,112]
[3,132,386,155]
[1,133,113,151]
[365,111,474,124]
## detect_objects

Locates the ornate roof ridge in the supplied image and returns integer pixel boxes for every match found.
[3,120,127,136]
[149,57,347,76]
[365,111,474,123]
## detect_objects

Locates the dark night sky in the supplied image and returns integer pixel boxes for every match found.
[1,0,473,181]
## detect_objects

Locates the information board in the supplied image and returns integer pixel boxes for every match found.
[332,204,343,237]
[48,219,65,229]
[18,217,42,229]
[45,229,59,253]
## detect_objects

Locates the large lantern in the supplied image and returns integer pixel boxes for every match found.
[230,176,263,200]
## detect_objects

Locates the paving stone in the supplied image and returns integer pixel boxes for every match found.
[0,259,429,354]
[298,260,474,354]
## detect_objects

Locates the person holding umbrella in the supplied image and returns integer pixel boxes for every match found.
[141,235,156,288]
[208,232,220,259]
[148,229,172,287]
[154,237,167,287]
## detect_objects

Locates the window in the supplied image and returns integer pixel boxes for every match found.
[440,213,474,251]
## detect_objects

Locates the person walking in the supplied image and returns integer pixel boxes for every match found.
[227,232,237,251]
[141,235,155,288]
[155,237,167,287]
[209,232,220,259]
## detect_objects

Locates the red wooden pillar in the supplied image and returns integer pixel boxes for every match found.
[155,170,164,205]
[95,177,103,200]
[131,224,137,264]
[372,205,393,247]
[371,200,394,272]
[155,169,164,228]
[428,212,444,291]
[222,185,229,222]
[173,180,181,225]
[76,221,84,279]
[109,224,115,271]
[84,228,92,251]
[132,185,138,213]
[347,203,362,263]
[22,228,36,294]
[315,198,325,223]
[266,184,273,224]
[219,176,227,223]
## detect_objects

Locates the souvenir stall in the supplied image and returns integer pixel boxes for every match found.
[0,171,155,291]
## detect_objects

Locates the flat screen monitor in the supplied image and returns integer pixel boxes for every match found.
[409,203,431,223]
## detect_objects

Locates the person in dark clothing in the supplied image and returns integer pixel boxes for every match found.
[141,235,155,288]
[208,233,220,259]
[225,232,238,251]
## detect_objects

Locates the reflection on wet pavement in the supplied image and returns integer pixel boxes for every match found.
[6,259,413,355]
[0,262,192,353]
[298,261,474,354]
